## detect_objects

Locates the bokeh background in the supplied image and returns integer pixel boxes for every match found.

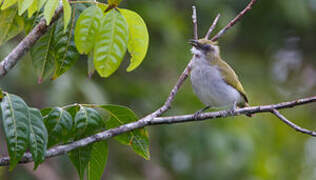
[1,0,316,179]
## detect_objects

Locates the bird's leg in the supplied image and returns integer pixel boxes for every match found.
[229,101,238,115]
[193,105,211,120]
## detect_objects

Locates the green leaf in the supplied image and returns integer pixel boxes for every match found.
[69,145,93,180]
[52,18,80,79]
[94,10,129,77]
[87,141,108,180]
[0,6,24,46]
[31,24,56,83]
[28,108,48,169]
[18,0,35,15]
[74,5,103,54]
[1,0,18,10]
[74,106,103,136]
[44,107,73,147]
[0,93,30,170]
[88,52,95,78]
[43,0,58,25]
[27,0,38,18]
[38,0,47,9]
[98,105,150,159]
[62,0,71,33]
[120,9,149,72]
[0,89,3,100]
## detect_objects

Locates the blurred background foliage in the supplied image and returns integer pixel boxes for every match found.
[0,0,316,179]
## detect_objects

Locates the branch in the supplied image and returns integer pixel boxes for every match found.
[204,14,220,40]
[0,5,64,77]
[0,96,315,166]
[271,109,316,136]
[211,0,257,41]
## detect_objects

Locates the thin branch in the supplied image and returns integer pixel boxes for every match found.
[0,96,314,166]
[204,14,220,40]
[211,0,257,41]
[0,5,64,77]
[271,109,316,137]
[192,6,198,40]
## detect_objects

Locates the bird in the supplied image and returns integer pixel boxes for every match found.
[189,39,251,118]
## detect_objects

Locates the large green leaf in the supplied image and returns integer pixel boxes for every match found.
[98,105,150,159]
[0,6,24,46]
[27,0,38,18]
[62,0,71,32]
[52,18,80,79]
[31,25,56,83]
[1,0,18,10]
[28,108,48,169]
[38,0,46,9]
[43,0,58,25]
[120,9,149,72]
[0,93,30,170]
[69,145,93,180]
[18,0,35,15]
[94,10,129,77]
[74,6,103,54]
[87,141,108,180]
[74,106,103,136]
[44,107,73,147]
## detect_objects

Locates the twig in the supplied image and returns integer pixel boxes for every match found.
[0,5,64,77]
[211,0,257,41]
[0,96,314,166]
[271,109,316,137]
[204,14,220,40]
[192,6,198,40]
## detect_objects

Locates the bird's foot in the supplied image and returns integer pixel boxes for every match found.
[193,106,210,120]
[229,101,238,116]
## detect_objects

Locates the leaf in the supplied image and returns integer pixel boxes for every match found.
[44,107,73,147]
[87,141,108,180]
[62,0,71,33]
[28,108,48,169]
[18,0,35,15]
[0,6,24,46]
[0,93,30,170]
[1,0,18,10]
[31,24,56,83]
[120,9,149,72]
[0,89,3,100]
[87,52,95,78]
[94,10,129,77]
[98,105,150,159]
[27,0,38,18]
[52,18,80,79]
[74,106,103,136]
[69,145,93,180]
[38,0,46,9]
[74,5,103,54]
[43,0,58,25]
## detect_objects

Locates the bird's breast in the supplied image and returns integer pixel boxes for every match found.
[190,61,242,107]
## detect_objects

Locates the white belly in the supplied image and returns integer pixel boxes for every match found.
[190,63,242,108]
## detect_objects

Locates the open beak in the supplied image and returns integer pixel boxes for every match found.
[189,39,200,48]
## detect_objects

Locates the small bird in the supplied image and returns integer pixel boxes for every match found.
[189,39,250,117]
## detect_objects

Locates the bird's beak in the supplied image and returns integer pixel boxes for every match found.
[189,39,200,48]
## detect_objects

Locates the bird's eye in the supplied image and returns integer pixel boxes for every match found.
[203,44,213,51]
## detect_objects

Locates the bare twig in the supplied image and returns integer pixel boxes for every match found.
[192,6,198,40]
[271,109,316,137]
[0,5,64,77]
[0,96,315,166]
[204,14,220,40]
[211,0,257,41]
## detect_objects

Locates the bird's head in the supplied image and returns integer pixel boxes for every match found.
[189,39,220,60]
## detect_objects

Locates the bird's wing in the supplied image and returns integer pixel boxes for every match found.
[216,60,249,104]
